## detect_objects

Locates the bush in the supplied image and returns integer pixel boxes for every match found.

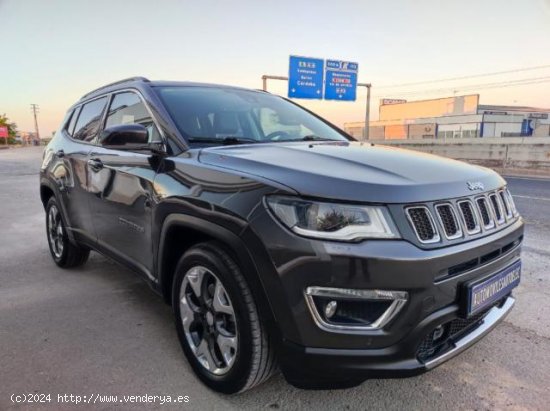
[1,137,17,145]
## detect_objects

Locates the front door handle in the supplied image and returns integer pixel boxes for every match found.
[87,158,103,172]
[56,149,65,158]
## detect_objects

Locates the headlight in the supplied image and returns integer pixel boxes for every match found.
[266,196,400,241]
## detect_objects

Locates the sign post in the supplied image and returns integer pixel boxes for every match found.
[0,126,8,145]
[359,83,371,140]
[262,55,371,140]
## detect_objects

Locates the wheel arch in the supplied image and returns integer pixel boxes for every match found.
[40,181,56,209]
[157,214,280,337]
[39,177,79,245]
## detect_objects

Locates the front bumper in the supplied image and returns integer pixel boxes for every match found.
[279,296,514,388]
[245,208,523,387]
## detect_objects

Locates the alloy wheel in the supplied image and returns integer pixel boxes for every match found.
[47,205,64,259]
[179,265,238,375]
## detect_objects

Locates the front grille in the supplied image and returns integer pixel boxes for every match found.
[435,204,461,239]
[406,207,439,243]
[404,187,517,244]
[417,308,491,362]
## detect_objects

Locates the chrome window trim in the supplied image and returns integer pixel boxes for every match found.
[457,199,482,235]
[64,94,110,145]
[304,287,408,334]
[434,203,463,240]
[405,206,441,244]
[64,88,168,151]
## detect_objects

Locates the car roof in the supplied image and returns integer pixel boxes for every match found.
[77,77,266,104]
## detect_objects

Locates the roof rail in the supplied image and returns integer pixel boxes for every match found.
[81,76,150,99]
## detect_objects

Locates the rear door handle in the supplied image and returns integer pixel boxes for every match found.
[87,158,103,171]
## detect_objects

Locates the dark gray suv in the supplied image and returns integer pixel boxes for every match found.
[40,77,523,393]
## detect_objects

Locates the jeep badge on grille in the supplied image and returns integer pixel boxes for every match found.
[467,181,485,191]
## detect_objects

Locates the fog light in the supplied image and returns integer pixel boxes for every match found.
[304,286,408,333]
[325,300,338,319]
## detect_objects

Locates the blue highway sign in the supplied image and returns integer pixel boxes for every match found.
[288,56,324,99]
[324,60,358,101]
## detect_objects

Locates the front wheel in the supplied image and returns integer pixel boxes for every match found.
[172,242,276,393]
[45,196,89,268]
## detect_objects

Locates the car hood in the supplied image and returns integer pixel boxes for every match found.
[197,141,505,203]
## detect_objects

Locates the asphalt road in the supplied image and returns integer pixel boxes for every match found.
[1,147,549,411]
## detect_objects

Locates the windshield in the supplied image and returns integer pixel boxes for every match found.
[155,86,349,145]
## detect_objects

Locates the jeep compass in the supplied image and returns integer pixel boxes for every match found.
[40,77,523,393]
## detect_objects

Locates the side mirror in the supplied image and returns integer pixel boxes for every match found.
[99,124,149,147]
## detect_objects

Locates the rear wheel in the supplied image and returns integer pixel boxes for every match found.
[46,196,89,268]
[173,242,276,393]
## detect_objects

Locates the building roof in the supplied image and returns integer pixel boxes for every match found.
[478,104,550,113]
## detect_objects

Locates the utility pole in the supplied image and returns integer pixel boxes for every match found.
[30,104,40,143]
[358,83,372,140]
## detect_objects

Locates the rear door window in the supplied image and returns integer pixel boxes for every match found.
[72,97,108,142]
[65,106,81,136]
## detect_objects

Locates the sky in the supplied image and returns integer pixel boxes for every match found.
[1,0,549,136]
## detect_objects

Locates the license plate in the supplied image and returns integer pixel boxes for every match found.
[466,260,521,316]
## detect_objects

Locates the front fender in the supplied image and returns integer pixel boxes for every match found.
[156,213,283,342]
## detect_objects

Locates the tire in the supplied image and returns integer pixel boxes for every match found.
[172,242,277,394]
[45,196,89,268]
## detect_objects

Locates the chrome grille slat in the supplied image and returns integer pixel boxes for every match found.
[435,203,462,239]
[406,206,440,244]
[498,190,513,219]
[457,200,481,234]
[476,196,495,229]
[504,188,518,216]
[489,193,505,224]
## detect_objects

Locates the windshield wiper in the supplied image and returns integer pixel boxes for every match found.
[301,135,332,141]
[188,136,258,145]
[274,135,336,142]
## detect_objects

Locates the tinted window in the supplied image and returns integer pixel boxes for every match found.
[156,87,348,145]
[105,92,160,142]
[66,106,81,136]
[73,97,108,141]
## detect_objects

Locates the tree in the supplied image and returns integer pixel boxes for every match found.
[0,114,18,139]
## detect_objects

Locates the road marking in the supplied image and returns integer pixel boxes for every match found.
[513,194,550,202]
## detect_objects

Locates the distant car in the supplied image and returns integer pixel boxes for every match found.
[40,77,523,393]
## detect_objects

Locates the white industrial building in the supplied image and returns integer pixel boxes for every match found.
[344,95,550,140]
